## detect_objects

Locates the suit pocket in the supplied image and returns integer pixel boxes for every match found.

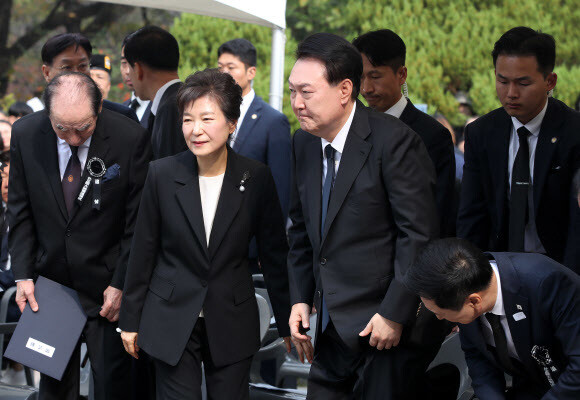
[35,248,47,264]
[233,281,254,305]
[149,273,174,301]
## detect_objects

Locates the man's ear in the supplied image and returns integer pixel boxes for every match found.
[246,66,256,82]
[339,79,354,105]
[398,66,408,86]
[546,72,557,93]
[42,65,52,83]
[134,62,145,81]
[467,293,485,316]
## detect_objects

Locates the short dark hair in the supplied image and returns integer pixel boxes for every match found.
[0,151,10,164]
[124,26,179,71]
[218,39,257,68]
[404,238,493,311]
[41,33,92,65]
[177,68,242,125]
[492,26,556,77]
[296,33,362,100]
[8,102,33,118]
[352,29,406,72]
[44,72,102,118]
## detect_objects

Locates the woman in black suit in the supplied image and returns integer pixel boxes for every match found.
[119,69,292,400]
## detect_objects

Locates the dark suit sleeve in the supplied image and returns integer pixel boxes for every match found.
[110,130,152,289]
[119,163,160,332]
[456,124,491,249]
[378,125,439,324]
[255,167,291,337]
[265,113,292,220]
[459,326,508,399]
[429,125,456,237]
[540,269,580,399]
[287,133,316,307]
[7,128,37,280]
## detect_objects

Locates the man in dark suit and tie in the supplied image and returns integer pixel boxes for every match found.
[217,39,291,219]
[41,33,138,123]
[8,72,151,399]
[120,35,152,129]
[457,27,580,273]
[123,26,187,159]
[287,33,439,399]
[352,29,456,236]
[405,238,580,399]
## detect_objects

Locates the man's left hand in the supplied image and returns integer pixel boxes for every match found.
[100,286,122,322]
[359,313,403,350]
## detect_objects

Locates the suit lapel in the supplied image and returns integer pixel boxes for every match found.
[38,118,68,221]
[233,96,262,152]
[302,133,322,247]
[489,113,511,229]
[491,253,539,379]
[532,99,560,216]
[68,113,111,222]
[321,105,371,244]
[208,149,244,260]
[175,152,210,261]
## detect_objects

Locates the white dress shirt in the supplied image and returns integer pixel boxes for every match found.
[57,136,92,180]
[320,103,357,187]
[481,261,520,360]
[384,94,408,119]
[150,79,181,116]
[198,172,225,317]
[230,89,255,147]
[508,100,548,253]
[129,93,151,121]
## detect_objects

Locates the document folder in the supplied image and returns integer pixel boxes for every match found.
[4,276,87,380]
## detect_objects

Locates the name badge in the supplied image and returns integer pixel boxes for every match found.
[513,311,526,321]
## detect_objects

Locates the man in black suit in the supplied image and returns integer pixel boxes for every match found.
[41,33,139,123]
[405,238,580,399]
[123,26,187,159]
[287,33,439,399]
[120,35,152,128]
[457,27,580,273]
[8,72,151,399]
[353,29,456,236]
[217,39,291,219]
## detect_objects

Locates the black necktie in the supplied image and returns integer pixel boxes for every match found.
[484,313,516,373]
[129,98,139,112]
[320,144,336,331]
[508,126,531,252]
[62,146,81,217]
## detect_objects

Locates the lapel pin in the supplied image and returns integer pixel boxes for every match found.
[239,171,251,192]
[513,311,526,321]
[551,137,557,143]
[251,114,257,119]
[516,304,522,310]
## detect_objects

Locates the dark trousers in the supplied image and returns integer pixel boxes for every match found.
[39,317,132,400]
[307,321,439,400]
[154,318,252,400]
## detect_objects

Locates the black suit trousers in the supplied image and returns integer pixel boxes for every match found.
[154,318,252,400]
[39,317,132,400]
[307,321,439,400]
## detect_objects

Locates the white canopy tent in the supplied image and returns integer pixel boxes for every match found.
[93,0,287,111]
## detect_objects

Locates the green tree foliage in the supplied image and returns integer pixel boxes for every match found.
[171,13,300,129]
[291,0,580,122]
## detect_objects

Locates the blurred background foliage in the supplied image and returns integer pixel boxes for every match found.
[2,0,579,131]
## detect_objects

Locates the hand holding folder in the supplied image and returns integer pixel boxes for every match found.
[5,276,87,380]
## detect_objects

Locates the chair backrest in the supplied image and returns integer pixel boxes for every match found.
[255,293,270,342]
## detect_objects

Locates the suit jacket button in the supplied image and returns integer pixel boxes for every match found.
[201,280,207,287]
[320,258,327,265]
[65,229,71,237]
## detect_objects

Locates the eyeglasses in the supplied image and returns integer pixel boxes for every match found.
[57,63,90,73]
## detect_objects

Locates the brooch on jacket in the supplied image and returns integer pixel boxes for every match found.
[238,171,251,192]
[531,345,559,387]
[77,158,121,210]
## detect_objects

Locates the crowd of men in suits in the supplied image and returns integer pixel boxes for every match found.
[0,23,578,400]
